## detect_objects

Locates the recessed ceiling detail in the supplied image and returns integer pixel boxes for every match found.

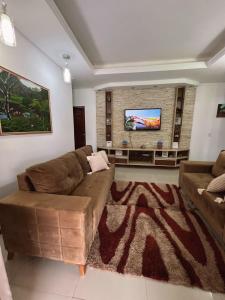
[6,0,225,87]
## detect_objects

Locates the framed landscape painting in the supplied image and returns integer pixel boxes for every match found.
[216,104,225,118]
[0,66,52,135]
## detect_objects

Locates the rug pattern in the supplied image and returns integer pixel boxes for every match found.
[87,181,225,292]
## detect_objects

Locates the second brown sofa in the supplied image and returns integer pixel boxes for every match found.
[179,151,225,245]
[0,145,115,275]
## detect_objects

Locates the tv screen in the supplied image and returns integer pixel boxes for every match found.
[124,108,161,131]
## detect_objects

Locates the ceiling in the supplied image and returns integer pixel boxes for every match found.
[54,0,225,66]
[4,0,225,88]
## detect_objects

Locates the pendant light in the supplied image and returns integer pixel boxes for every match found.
[0,1,16,47]
[62,54,71,83]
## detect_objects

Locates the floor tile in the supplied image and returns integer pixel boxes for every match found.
[213,293,225,300]
[115,167,179,184]
[146,279,213,300]
[13,257,80,297]
[74,267,147,300]
[5,255,31,284]
[11,285,73,300]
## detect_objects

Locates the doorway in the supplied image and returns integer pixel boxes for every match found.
[73,106,86,149]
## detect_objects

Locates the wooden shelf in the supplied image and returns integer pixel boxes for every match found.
[98,146,189,168]
[171,87,185,147]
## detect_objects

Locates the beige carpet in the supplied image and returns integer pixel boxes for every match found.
[88,181,225,293]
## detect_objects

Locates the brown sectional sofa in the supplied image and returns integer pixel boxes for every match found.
[179,151,225,245]
[0,145,115,275]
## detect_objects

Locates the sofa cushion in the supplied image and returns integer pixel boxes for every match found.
[75,148,91,175]
[183,172,213,190]
[72,164,115,236]
[27,152,84,195]
[79,145,93,156]
[212,150,225,177]
[207,174,225,193]
[201,191,225,233]
[87,155,109,173]
[92,150,109,164]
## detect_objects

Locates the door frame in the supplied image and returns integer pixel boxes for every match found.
[73,106,86,149]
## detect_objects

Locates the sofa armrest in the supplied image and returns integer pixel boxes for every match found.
[0,191,93,265]
[179,161,215,187]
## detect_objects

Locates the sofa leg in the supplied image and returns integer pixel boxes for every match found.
[79,264,86,276]
[7,252,14,260]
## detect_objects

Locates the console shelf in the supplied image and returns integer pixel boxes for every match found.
[97,147,189,168]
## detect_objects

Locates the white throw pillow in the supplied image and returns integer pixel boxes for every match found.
[87,155,109,173]
[92,150,109,164]
[207,173,225,193]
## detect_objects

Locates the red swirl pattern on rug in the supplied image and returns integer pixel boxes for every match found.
[87,181,225,292]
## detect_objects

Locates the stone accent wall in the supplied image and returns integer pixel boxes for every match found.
[96,86,196,149]
[96,91,106,147]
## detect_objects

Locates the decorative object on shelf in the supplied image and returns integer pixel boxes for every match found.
[157,140,163,149]
[122,139,128,148]
[0,66,52,135]
[216,104,225,118]
[0,0,16,47]
[162,151,169,158]
[62,54,71,83]
[105,91,112,141]
[172,142,179,149]
[115,150,123,156]
[106,141,112,148]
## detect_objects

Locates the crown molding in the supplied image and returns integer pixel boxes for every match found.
[207,46,225,66]
[94,78,199,91]
[45,0,94,70]
[94,61,207,75]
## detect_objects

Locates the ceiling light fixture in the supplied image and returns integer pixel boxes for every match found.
[0,1,16,47]
[62,54,71,84]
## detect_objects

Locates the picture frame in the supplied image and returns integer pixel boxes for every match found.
[216,104,225,118]
[0,66,52,135]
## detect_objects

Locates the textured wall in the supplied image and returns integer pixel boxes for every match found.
[0,31,74,198]
[96,86,196,149]
[180,87,196,148]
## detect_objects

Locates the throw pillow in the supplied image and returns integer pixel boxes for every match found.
[212,150,225,177]
[207,173,225,193]
[87,155,109,173]
[92,150,109,164]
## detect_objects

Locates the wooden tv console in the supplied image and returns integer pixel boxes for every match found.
[97,146,189,168]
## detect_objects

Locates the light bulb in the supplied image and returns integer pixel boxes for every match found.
[63,67,71,83]
[0,3,16,47]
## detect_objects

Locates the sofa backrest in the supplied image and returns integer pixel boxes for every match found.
[26,152,84,195]
[75,145,93,175]
[212,150,225,177]
[17,145,93,193]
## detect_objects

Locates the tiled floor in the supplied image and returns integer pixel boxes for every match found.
[1,167,224,300]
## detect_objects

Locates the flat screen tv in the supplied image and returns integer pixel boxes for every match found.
[124,108,161,131]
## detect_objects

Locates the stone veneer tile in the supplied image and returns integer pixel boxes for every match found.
[96,86,196,149]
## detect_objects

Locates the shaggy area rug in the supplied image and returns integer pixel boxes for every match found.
[87,181,225,293]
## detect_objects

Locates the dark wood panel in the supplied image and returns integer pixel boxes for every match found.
[73,106,86,149]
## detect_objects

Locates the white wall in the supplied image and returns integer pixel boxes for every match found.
[0,31,74,197]
[73,88,96,150]
[190,83,225,161]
